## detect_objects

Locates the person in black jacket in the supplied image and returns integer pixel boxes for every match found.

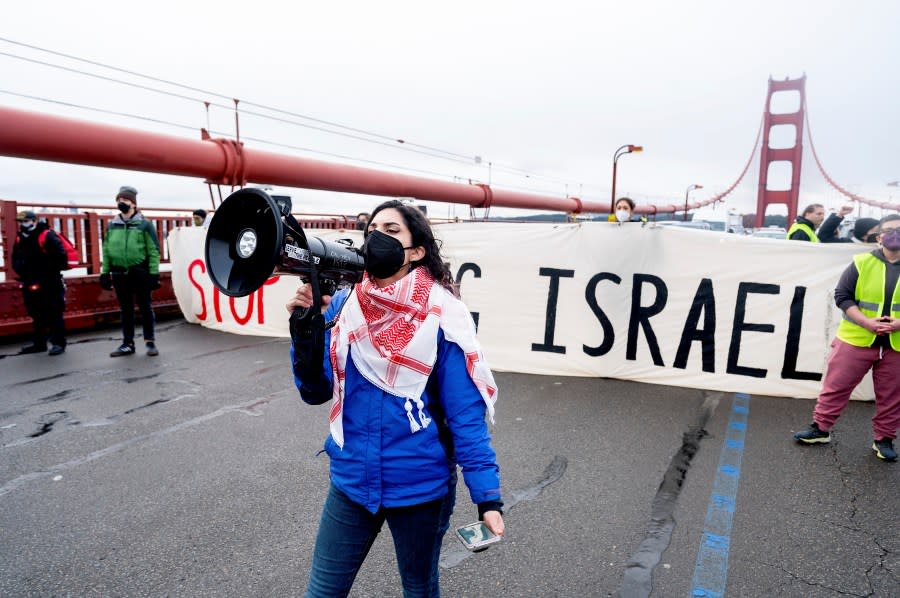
[12,210,67,355]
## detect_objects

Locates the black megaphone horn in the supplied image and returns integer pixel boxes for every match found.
[204,188,365,300]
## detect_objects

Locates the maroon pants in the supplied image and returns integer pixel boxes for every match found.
[813,338,900,441]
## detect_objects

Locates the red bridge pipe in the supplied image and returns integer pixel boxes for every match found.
[0,105,612,215]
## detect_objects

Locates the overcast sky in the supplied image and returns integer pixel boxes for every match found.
[1,1,899,220]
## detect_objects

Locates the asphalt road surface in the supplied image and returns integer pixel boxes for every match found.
[1,319,897,597]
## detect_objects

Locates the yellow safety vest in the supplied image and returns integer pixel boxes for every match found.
[836,253,900,350]
[786,222,819,242]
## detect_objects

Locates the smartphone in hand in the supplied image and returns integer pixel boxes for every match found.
[455,522,501,552]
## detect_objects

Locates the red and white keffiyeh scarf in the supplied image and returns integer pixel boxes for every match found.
[328,267,497,448]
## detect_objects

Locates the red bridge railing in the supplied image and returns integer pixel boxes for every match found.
[0,199,355,338]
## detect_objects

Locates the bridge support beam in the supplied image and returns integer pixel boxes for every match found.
[0,105,602,215]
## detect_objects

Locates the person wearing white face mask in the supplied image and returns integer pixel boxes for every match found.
[794,214,900,462]
[614,197,636,223]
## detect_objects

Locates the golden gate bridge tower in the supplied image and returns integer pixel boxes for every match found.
[754,75,806,228]
[748,74,898,228]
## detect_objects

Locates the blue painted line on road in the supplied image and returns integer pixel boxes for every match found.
[719,464,739,477]
[690,393,750,598]
[711,494,735,513]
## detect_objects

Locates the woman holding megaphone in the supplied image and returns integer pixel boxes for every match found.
[286,200,504,598]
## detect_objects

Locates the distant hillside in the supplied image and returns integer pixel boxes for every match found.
[482,212,790,226]
[485,213,570,222]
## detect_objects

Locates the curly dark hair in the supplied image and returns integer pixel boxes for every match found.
[367,200,454,292]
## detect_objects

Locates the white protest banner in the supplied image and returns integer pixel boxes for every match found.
[168,222,873,399]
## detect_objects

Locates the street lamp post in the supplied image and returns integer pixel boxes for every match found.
[683,184,703,221]
[611,144,643,216]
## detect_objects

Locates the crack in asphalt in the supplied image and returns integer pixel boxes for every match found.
[439,455,568,569]
[0,390,290,498]
[3,378,203,445]
[28,411,69,438]
[38,389,77,403]
[753,556,875,597]
[616,392,722,598]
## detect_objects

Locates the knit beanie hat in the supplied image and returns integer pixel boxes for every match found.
[853,217,879,241]
[116,185,138,203]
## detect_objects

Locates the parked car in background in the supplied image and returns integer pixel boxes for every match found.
[751,227,787,239]
[656,220,712,231]
[706,220,746,234]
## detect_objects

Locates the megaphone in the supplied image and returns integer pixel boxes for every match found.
[205,188,365,298]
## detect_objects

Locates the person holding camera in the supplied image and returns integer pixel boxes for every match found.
[286,200,504,597]
[99,186,161,357]
[794,214,900,461]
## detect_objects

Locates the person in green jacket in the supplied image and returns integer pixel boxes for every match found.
[99,186,162,357]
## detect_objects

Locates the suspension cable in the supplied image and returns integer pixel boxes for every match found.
[687,115,763,211]
[0,38,591,189]
[805,109,899,211]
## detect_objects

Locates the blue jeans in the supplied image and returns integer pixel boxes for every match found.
[305,479,456,598]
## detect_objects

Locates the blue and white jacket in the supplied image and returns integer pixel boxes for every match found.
[290,290,502,514]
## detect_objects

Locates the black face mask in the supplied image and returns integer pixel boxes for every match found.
[362,230,414,279]
[864,233,878,244]
[117,202,132,214]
